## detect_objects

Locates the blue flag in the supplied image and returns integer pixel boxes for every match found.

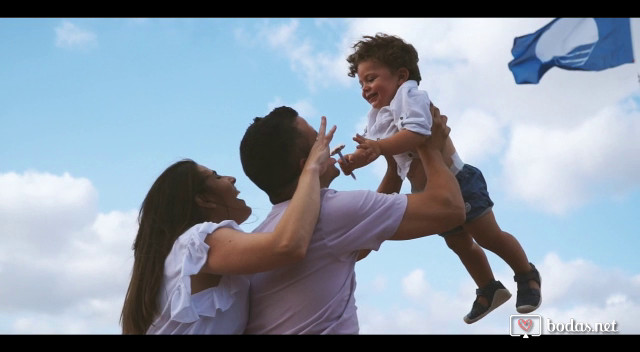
[508,18,635,84]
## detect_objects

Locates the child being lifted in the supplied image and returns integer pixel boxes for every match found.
[340,33,541,323]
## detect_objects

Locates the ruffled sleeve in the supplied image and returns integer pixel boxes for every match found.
[194,274,249,319]
[163,220,244,323]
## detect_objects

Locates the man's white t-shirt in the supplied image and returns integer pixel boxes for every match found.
[244,188,408,334]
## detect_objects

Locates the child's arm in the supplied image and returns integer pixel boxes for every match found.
[338,129,426,177]
[367,129,426,157]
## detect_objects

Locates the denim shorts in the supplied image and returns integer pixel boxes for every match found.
[440,164,494,236]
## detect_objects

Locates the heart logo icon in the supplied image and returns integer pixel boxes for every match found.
[518,318,533,332]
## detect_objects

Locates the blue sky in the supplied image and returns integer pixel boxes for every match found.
[1,18,639,334]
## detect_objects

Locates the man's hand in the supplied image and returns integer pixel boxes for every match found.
[424,103,450,152]
[390,103,465,240]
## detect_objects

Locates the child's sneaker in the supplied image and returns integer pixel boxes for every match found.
[514,262,542,313]
[463,279,512,324]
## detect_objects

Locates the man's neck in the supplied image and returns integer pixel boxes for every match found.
[269,182,297,205]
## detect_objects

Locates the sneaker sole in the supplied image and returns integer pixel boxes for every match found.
[464,288,512,324]
[516,298,542,314]
[516,272,542,314]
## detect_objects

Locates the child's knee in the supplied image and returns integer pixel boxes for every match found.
[444,232,473,252]
[473,229,511,250]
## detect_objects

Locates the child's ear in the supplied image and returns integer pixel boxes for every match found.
[397,68,409,84]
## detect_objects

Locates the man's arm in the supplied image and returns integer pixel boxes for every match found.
[377,154,403,194]
[355,150,402,262]
[390,105,465,240]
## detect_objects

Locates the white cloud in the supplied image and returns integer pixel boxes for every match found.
[0,171,137,333]
[54,21,97,49]
[6,18,639,335]
[338,18,640,213]
[10,295,129,334]
[0,171,97,255]
[448,108,507,164]
[402,269,430,299]
[502,102,640,215]
[253,19,351,91]
[357,252,640,334]
[1,174,639,334]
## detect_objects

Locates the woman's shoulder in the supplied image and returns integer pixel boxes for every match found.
[178,220,244,243]
[167,221,245,270]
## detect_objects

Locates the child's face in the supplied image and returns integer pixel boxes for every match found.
[356,59,407,110]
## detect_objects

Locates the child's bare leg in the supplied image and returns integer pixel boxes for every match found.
[444,230,494,305]
[445,228,512,324]
[465,210,539,291]
[466,210,541,313]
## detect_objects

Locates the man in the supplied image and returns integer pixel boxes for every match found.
[239,104,464,334]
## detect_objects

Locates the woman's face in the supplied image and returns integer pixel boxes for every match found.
[197,165,252,223]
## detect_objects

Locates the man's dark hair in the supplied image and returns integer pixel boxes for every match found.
[240,106,312,204]
[346,33,421,83]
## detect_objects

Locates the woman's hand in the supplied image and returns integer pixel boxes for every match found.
[304,116,337,174]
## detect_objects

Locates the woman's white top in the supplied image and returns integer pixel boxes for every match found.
[146,221,250,334]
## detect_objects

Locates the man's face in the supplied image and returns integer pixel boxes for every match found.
[295,116,339,187]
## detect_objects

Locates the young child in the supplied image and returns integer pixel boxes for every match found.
[340,33,541,324]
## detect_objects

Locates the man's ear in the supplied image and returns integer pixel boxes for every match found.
[195,194,217,209]
[299,157,307,171]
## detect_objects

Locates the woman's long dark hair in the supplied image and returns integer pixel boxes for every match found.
[120,159,208,334]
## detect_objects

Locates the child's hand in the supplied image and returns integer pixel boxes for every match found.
[337,155,355,176]
[336,148,367,176]
[337,135,383,176]
[353,134,382,164]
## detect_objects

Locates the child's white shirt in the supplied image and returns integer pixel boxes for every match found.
[363,80,432,179]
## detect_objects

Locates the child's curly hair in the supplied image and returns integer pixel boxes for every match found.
[346,33,421,83]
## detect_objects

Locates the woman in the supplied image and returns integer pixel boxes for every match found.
[120,117,336,334]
